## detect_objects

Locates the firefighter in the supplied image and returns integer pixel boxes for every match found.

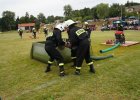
[43,27,48,37]
[63,20,95,75]
[64,30,77,68]
[115,22,125,44]
[18,28,23,39]
[44,23,66,76]
[84,22,92,38]
[32,28,36,39]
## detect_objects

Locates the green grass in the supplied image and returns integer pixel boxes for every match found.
[0,30,140,100]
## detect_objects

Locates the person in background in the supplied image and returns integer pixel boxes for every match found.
[84,22,92,38]
[18,28,23,39]
[43,27,48,37]
[63,20,95,75]
[32,28,36,39]
[44,23,66,77]
[115,21,125,44]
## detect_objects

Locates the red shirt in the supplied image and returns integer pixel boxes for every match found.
[115,31,124,34]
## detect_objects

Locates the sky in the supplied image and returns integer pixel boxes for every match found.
[0,0,140,18]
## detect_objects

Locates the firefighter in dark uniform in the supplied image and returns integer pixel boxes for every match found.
[18,28,23,39]
[45,23,66,76]
[65,30,77,67]
[43,27,48,37]
[64,20,95,75]
[32,28,36,39]
[115,22,125,44]
[84,22,92,38]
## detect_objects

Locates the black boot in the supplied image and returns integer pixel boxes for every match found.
[89,65,95,73]
[59,66,65,77]
[45,64,51,72]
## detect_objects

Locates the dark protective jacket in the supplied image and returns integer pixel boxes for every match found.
[67,25,89,47]
[46,28,65,47]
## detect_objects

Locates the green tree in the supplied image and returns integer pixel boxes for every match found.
[71,10,81,18]
[19,16,26,23]
[1,11,16,31]
[125,12,138,18]
[15,16,19,29]
[96,3,109,19]
[80,8,91,19]
[83,16,93,21]
[81,8,92,21]
[91,7,98,19]
[72,17,82,22]
[34,19,40,31]
[25,12,30,23]
[71,8,92,21]
[19,15,36,23]
[19,12,31,24]
[0,18,2,31]
[29,15,37,23]
[54,16,64,21]
[64,4,73,20]
[46,15,55,24]
[109,3,121,17]
[37,13,46,23]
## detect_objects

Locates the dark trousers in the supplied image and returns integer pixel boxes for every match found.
[19,32,23,38]
[45,41,64,64]
[71,46,77,58]
[33,32,36,39]
[76,39,92,67]
[71,46,77,66]
[115,34,125,44]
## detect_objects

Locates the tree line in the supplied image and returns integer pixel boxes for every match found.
[0,11,64,32]
[0,1,140,32]
[64,2,140,21]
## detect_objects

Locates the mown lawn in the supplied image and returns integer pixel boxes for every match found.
[0,30,140,100]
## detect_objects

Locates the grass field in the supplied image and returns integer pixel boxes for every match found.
[0,30,140,100]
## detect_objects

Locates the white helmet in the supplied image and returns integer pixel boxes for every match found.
[84,22,88,25]
[55,23,64,31]
[64,19,76,28]
[44,26,46,29]
[32,28,35,30]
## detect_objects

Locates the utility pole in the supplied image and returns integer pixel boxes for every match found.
[137,12,140,26]
[121,4,123,21]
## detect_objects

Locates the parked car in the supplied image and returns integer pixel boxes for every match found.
[101,25,110,31]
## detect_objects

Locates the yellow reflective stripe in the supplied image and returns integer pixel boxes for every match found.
[59,63,64,66]
[48,61,53,64]
[47,32,53,37]
[87,62,93,66]
[60,71,64,73]
[76,29,86,36]
[76,67,81,69]
[71,57,76,59]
